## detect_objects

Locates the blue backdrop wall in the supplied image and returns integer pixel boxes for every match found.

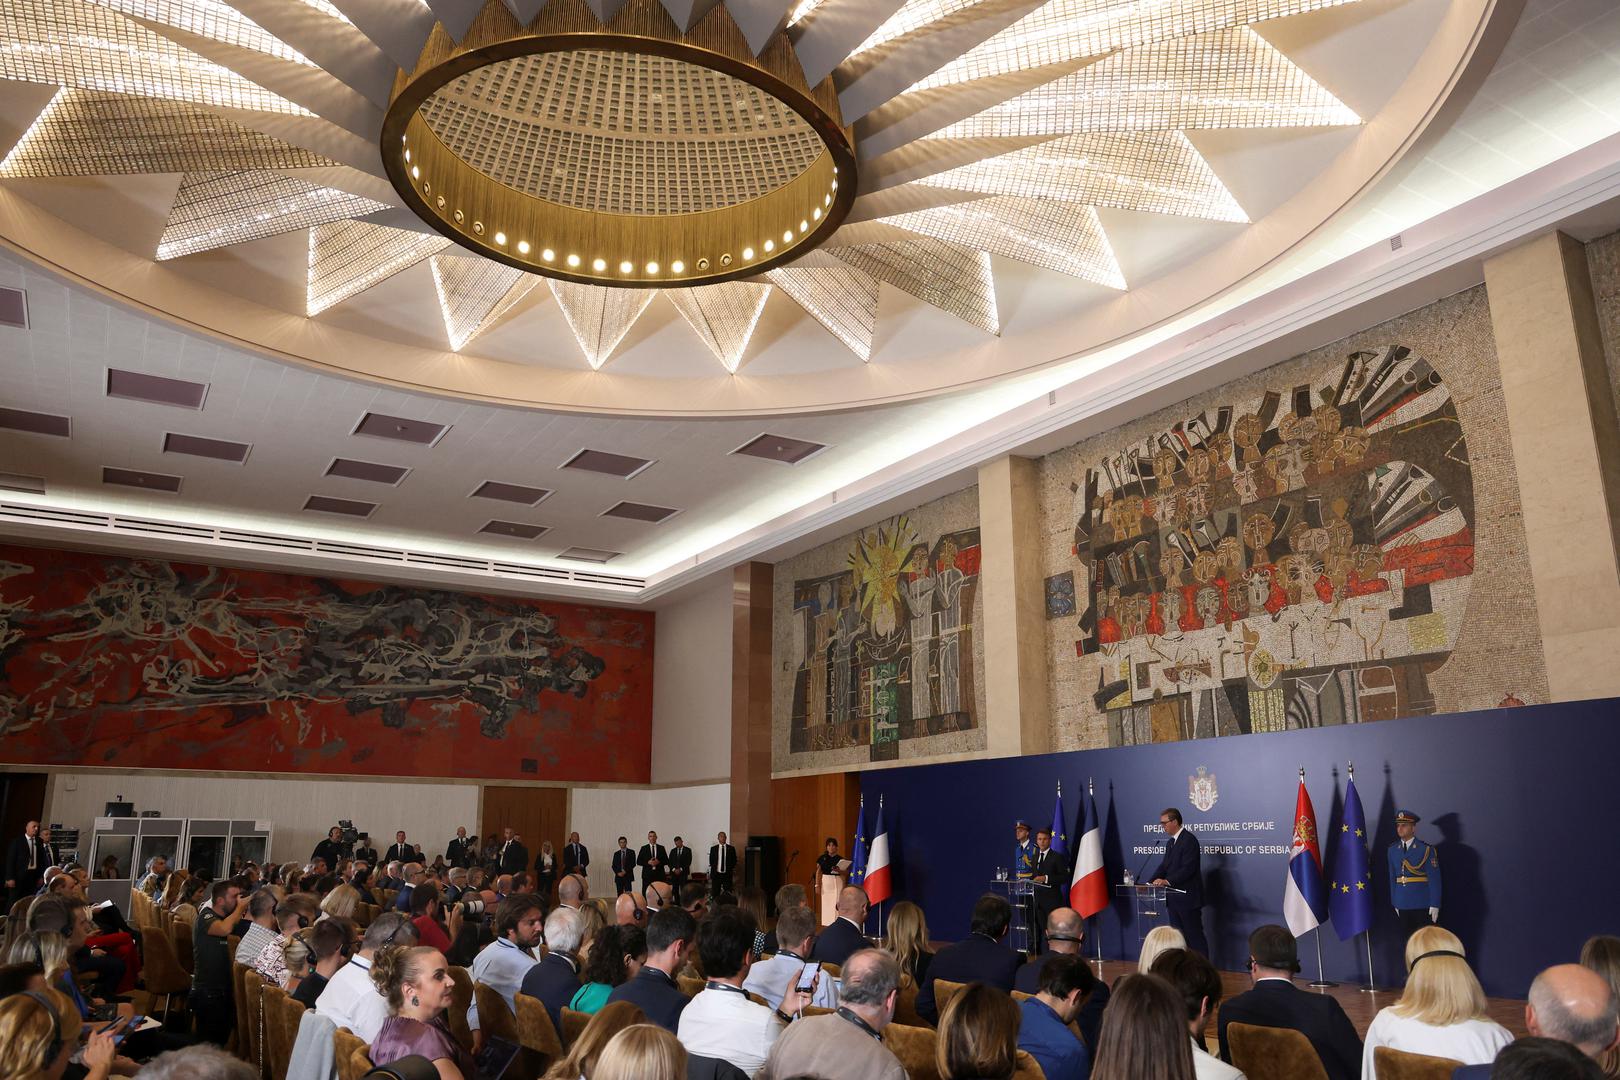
[855,698,1619,998]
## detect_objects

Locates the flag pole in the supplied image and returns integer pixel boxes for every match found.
[1360,930,1378,993]
[1089,777,1102,971]
[1309,928,1336,989]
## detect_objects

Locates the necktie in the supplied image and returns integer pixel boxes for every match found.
[28,838,36,870]
[718,846,725,873]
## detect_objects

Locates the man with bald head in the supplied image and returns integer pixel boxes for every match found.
[616,889,648,926]
[761,949,906,1080]
[1453,964,1619,1078]
[1015,907,1111,1048]
[811,885,870,966]
[646,879,673,913]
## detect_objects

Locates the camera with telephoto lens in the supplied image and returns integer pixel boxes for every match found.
[337,820,360,848]
[457,898,486,917]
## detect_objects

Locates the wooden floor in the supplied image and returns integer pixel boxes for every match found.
[1091,959,1530,1041]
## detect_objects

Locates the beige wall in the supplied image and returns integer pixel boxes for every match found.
[652,575,734,784]
[567,781,731,899]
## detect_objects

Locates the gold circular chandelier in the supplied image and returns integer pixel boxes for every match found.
[381,0,858,289]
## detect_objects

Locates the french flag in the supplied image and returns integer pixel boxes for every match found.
[1283,771,1329,937]
[863,797,892,906]
[1070,781,1107,918]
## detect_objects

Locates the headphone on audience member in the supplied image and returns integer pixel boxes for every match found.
[20,990,65,1067]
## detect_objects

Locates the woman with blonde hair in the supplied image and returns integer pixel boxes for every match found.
[1580,935,1620,1078]
[542,1001,648,1079]
[321,883,362,921]
[886,900,935,989]
[575,898,609,961]
[368,944,476,1079]
[1135,925,1186,976]
[0,986,115,1080]
[1360,926,1510,1078]
[592,1023,687,1080]
[937,981,1022,1080]
[6,932,72,986]
[157,869,188,911]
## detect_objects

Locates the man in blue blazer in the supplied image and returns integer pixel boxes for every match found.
[811,885,870,967]
[518,905,584,1033]
[606,907,696,1032]
[1217,926,1362,1080]
[1150,807,1209,957]
[916,894,1023,1025]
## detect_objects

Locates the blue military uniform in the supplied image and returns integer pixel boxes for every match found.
[1387,809,1441,937]
[1013,820,1036,880]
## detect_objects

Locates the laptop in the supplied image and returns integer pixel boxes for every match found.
[473,1035,522,1080]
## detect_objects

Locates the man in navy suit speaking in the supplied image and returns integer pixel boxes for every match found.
[1151,806,1209,957]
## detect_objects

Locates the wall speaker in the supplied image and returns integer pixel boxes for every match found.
[744,835,782,912]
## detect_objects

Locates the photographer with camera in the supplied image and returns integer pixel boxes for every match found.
[311,826,348,870]
[408,883,462,954]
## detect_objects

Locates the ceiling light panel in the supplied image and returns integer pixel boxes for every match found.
[0,408,71,437]
[916,131,1247,221]
[0,90,334,178]
[731,432,829,465]
[325,457,410,484]
[665,282,772,373]
[937,27,1360,139]
[107,368,209,408]
[104,466,182,491]
[915,0,1360,91]
[307,220,449,316]
[558,546,622,563]
[560,448,655,479]
[0,473,46,494]
[471,480,552,504]
[303,494,375,516]
[0,287,26,328]
[0,0,312,114]
[163,432,250,461]
[766,262,880,361]
[480,519,548,539]
[429,253,539,352]
[158,170,389,260]
[882,197,1125,287]
[352,412,447,444]
[601,501,680,523]
[830,237,1000,334]
[89,0,317,65]
[548,282,656,370]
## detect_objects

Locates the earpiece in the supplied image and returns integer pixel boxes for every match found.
[21,991,64,1067]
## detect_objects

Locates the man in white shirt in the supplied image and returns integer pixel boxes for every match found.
[316,912,419,1043]
[1152,946,1246,1079]
[235,888,281,965]
[680,907,813,1076]
[468,895,542,1052]
[744,904,839,1012]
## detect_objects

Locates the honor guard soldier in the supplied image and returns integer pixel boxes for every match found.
[1388,809,1442,936]
[1013,820,1036,880]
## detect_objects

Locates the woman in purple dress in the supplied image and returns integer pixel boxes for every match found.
[367,944,476,1080]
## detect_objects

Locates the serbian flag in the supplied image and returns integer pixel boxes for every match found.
[1070,782,1107,917]
[864,798,892,905]
[1283,773,1329,937]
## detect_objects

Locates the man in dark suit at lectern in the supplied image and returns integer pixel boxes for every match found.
[1150,806,1209,957]
[1029,827,1067,954]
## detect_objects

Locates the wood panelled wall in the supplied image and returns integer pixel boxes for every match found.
[771,772,860,894]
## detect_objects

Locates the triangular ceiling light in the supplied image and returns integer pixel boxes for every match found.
[829,237,999,334]
[549,281,656,369]
[307,219,448,315]
[430,252,540,351]
[767,257,880,361]
[665,281,772,373]
[158,169,388,260]
[881,196,1125,287]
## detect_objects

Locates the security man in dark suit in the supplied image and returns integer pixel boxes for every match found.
[1150,806,1209,957]
[384,831,414,865]
[446,827,475,869]
[1029,827,1068,954]
[611,837,635,895]
[666,837,692,890]
[917,893,1023,1024]
[1388,809,1442,936]
[637,831,668,893]
[4,820,46,905]
[563,832,589,877]
[497,828,529,877]
[708,832,738,896]
[1218,924,1363,1080]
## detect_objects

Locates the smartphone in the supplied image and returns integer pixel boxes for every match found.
[795,961,820,993]
[96,1016,133,1046]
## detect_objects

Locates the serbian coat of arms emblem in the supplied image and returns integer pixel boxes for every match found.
[1188,766,1218,812]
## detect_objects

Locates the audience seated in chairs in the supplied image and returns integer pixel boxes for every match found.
[323,883,363,922]
[938,980,1023,1080]
[1150,948,1243,1080]
[237,887,282,966]
[253,894,320,989]
[595,1022,688,1080]
[571,924,646,1016]
[760,948,907,1080]
[408,884,462,955]
[605,907,695,1034]
[1360,926,1511,1077]
[1016,906,1109,1049]
[317,911,419,1044]
[1452,962,1618,1079]
[917,894,1022,1025]
[811,886,870,969]
[887,900,935,991]
[367,943,477,1080]
[522,904,588,1035]
[1489,1037,1608,1080]
[1017,953,1095,1080]
[1217,924,1362,1080]
[171,876,208,921]
[1136,925,1187,977]
[292,918,355,1009]
[1580,935,1620,1079]
[468,894,542,1047]
[1092,973,1197,1080]
[745,903,839,1012]
[678,906,812,1075]
[0,985,116,1080]
[542,999,647,1079]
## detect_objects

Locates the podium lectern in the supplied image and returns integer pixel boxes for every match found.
[818,873,844,926]
[1116,884,1168,956]
[990,879,1036,954]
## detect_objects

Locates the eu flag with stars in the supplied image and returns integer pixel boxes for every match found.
[1328,773,1373,940]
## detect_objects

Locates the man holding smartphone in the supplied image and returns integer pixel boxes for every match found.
[744,905,839,1011]
[679,907,814,1075]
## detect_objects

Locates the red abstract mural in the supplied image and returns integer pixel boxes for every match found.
[0,544,653,782]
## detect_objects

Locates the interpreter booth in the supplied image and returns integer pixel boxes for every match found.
[85,816,273,916]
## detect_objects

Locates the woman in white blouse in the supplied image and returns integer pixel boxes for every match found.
[1361,926,1511,1078]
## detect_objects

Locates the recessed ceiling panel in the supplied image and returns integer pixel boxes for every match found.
[107,369,209,409]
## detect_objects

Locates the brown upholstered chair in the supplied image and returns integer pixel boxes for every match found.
[141,922,191,1022]
[933,978,968,1021]
[242,970,265,1074]
[894,975,926,1027]
[1012,1049,1048,1079]
[801,1005,836,1017]
[678,975,705,998]
[1374,1046,1466,1080]
[172,915,194,974]
[513,991,565,1072]
[884,1022,943,1080]
[230,962,248,1058]
[445,966,475,1052]
[1226,1022,1330,1080]
[333,1028,370,1080]
[474,981,521,1045]
[260,984,291,1080]
[277,990,307,1080]
[819,963,842,979]
[561,1007,590,1049]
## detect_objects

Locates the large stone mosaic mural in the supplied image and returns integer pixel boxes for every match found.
[773,487,986,771]
[1056,344,1479,745]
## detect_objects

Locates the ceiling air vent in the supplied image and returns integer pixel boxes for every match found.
[0,287,27,329]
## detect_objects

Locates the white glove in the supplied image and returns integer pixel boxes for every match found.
[1428,907,1439,922]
